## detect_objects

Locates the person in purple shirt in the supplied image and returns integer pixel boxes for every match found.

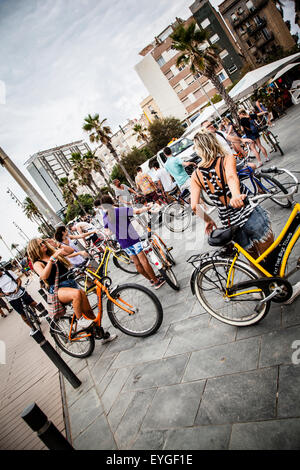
[100,195,165,289]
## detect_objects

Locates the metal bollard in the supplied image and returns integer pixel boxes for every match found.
[30,329,81,389]
[22,403,74,450]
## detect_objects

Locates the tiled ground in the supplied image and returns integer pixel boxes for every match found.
[61,105,300,450]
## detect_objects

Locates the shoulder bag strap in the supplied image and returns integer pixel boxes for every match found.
[219,158,231,226]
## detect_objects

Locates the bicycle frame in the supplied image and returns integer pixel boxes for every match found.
[225,202,300,298]
[238,166,277,195]
[68,270,136,342]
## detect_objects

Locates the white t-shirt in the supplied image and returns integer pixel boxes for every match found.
[74,221,95,232]
[0,270,24,301]
[215,131,233,155]
[155,168,177,192]
[114,184,132,205]
[64,238,86,266]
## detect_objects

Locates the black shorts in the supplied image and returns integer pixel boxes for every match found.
[9,291,35,316]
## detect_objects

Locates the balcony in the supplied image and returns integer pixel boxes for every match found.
[232,0,269,28]
[247,18,267,35]
[256,31,274,48]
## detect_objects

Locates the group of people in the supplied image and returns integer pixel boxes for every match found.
[2,103,299,335]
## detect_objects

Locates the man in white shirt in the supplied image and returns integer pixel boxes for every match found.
[150,161,177,202]
[0,268,38,326]
[113,179,138,206]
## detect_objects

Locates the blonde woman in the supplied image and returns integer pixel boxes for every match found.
[190,130,274,258]
[27,239,117,341]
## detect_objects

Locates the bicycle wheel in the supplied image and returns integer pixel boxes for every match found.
[107,284,163,337]
[112,250,138,274]
[50,316,95,358]
[152,234,176,266]
[159,267,180,291]
[193,259,270,326]
[259,175,292,208]
[267,131,284,156]
[25,305,42,332]
[163,202,192,232]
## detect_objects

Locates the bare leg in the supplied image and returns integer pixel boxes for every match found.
[0,307,6,318]
[58,287,95,320]
[255,137,268,161]
[137,251,158,282]
[250,142,262,165]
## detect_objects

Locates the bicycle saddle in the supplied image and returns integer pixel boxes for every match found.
[208,225,240,247]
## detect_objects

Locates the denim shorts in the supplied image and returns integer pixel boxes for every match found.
[124,241,143,257]
[49,279,78,294]
[233,206,271,250]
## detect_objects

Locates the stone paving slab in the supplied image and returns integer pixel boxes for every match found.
[142,381,205,430]
[229,418,300,450]
[164,425,232,450]
[195,367,278,425]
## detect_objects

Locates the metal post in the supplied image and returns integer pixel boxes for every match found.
[21,402,74,450]
[30,328,81,389]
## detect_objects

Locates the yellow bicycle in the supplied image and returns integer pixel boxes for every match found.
[188,193,300,326]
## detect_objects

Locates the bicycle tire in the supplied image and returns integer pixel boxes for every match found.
[25,305,42,332]
[192,259,270,326]
[112,250,138,275]
[107,284,163,337]
[152,234,176,266]
[163,202,192,233]
[267,131,284,156]
[50,316,95,358]
[259,175,292,208]
[158,267,180,291]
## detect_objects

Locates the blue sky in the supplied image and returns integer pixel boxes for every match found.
[0,0,298,259]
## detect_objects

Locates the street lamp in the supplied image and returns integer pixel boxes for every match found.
[13,221,30,241]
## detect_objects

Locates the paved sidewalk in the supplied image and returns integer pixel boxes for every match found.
[0,277,66,450]
[60,105,300,450]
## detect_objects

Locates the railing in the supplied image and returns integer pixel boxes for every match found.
[232,0,269,28]
[247,18,267,35]
[256,31,274,48]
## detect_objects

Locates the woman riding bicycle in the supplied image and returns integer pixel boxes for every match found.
[27,238,98,330]
[190,130,274,260]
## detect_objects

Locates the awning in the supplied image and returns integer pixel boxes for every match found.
[272,62,300,82]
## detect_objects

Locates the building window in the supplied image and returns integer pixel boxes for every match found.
[156,56,166,67]
[262,28,272,40]
[201,18,210,29]
[231,13,237,21]
[218,72,226,82]
[210,33,219,44]
[194,72,201,79]
[237,7,244,14]
[165,70,174,80]
[246,1,254,11]
[228,64,238,74]
[181,97,191,106]
[193,88,203,99]
[174,83,183,94]
[185,74,195,86]
[246,39,252,47]
[177,64,185,72]
[220,49,229,59]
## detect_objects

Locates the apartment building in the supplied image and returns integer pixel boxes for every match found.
[25,140,95,213]
[140,96,164,123]
[190,0,245,80]
[135,10,243,123]
[219,0,296,67]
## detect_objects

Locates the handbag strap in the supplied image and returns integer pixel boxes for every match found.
[53,263,60,294]
[219,158,231,227]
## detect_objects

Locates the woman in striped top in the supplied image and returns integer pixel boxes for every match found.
[190,130,274,258]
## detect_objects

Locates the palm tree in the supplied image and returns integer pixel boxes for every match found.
[11,243,22,256]
[58,177,87,214]
[83,151,115,198]
[83,114,135,187]
[170,21,239,123]
[23,197,54,236]
[132,124,149,144]
[70,152,99,196]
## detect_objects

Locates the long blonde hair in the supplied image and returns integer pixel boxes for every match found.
[27,238,71,269]
[194,129,226,167]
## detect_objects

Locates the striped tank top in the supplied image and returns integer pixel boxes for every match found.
[196,157,254,229]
